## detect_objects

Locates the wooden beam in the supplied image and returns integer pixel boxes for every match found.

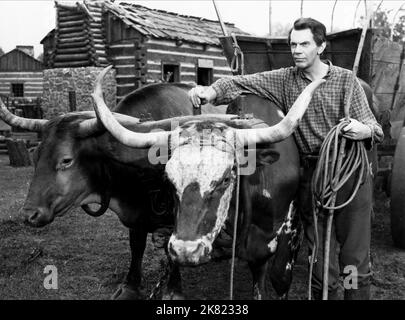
[58,20,85,28]
[57,35,89,43]
[57,25,85,34]
[59,31,87,39]
[89,22,102,28]
[54,53,89,62]
[95,51,107,58]
[108,46,135,56]
[92,34,104,40]
[58,10,80,17]
[58,15,84,23]
[94,44,106,49]
[56,46,91,54]
[93,41,105,47]
[57,3,82,11]
[114,66,135,75]
[57,40,90,49]
[53,60,90,67]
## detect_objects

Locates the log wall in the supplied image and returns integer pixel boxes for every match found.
[51,2,108,68]
[108,39,146,100]
[103,11,233,102]
[145,38,232,85]
[52,7,90,67]
[0,72,43,99]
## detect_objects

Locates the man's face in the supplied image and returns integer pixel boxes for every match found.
[290,28,324,69]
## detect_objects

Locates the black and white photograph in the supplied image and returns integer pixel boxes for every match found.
[0,0,404,305]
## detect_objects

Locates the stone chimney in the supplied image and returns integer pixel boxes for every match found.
[16,45,34,57]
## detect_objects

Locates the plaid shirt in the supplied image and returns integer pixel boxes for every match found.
[211,61,383,155]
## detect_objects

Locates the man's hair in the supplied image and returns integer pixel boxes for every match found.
[287,17,327,46]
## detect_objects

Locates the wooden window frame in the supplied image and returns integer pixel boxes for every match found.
[11,83,24,97]
[161,61,180,83]
[196,67,213,86]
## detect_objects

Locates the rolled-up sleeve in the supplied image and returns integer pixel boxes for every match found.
[349,78,384,147]
[210,69,287,111]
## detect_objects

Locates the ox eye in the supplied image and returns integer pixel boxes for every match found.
[58,158,74,171]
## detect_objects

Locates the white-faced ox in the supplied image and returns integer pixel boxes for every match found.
[0,69,213,300]
[92,69,325,299]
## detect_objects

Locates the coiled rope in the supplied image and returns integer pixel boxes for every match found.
[309,121,370,300]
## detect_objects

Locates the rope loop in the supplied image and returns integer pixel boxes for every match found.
[230,33,245,75]
[312,122,370,212]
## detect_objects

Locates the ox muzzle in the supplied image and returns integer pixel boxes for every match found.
[21,206,55,227]
[168,235,213,266]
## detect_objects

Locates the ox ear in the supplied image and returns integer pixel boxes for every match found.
[256,148,280,166]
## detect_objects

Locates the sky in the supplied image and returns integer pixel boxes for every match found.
[0,0,404,58]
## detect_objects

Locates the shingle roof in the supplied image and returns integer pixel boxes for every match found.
[104,2,250,45]
[0,48,44,71]
[0,48,43,65]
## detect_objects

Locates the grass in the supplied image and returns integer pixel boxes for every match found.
[0,154,404,300]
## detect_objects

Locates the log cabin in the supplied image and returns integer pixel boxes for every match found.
[0,46,43,100]
[41,1,249,103]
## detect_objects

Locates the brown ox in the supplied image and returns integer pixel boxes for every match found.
[0,75,205,300]
[91,66,325,299]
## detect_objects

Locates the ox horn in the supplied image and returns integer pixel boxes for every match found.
[92,66,169,148]
[77,117,104,138]
[0,97,47,132]
[77,113,145,138]
[235,79,325,146]
[77,67,144,138]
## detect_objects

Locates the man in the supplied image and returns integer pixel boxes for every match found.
[188,17,383,300]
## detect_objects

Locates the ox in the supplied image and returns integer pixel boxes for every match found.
[0,77,208,300]
[91,65,325,299]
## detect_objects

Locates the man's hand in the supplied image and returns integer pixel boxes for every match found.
[188,86,217,108]
[341,118,372,140]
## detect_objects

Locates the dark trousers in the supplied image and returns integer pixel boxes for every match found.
[297,160,372,300]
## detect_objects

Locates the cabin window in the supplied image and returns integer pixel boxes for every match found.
[11,83,24,97]
[162,62,180,82]
[197,67,213,86]
[197,59,214,86]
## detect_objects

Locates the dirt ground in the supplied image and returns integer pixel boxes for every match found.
[0,154,404,300]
